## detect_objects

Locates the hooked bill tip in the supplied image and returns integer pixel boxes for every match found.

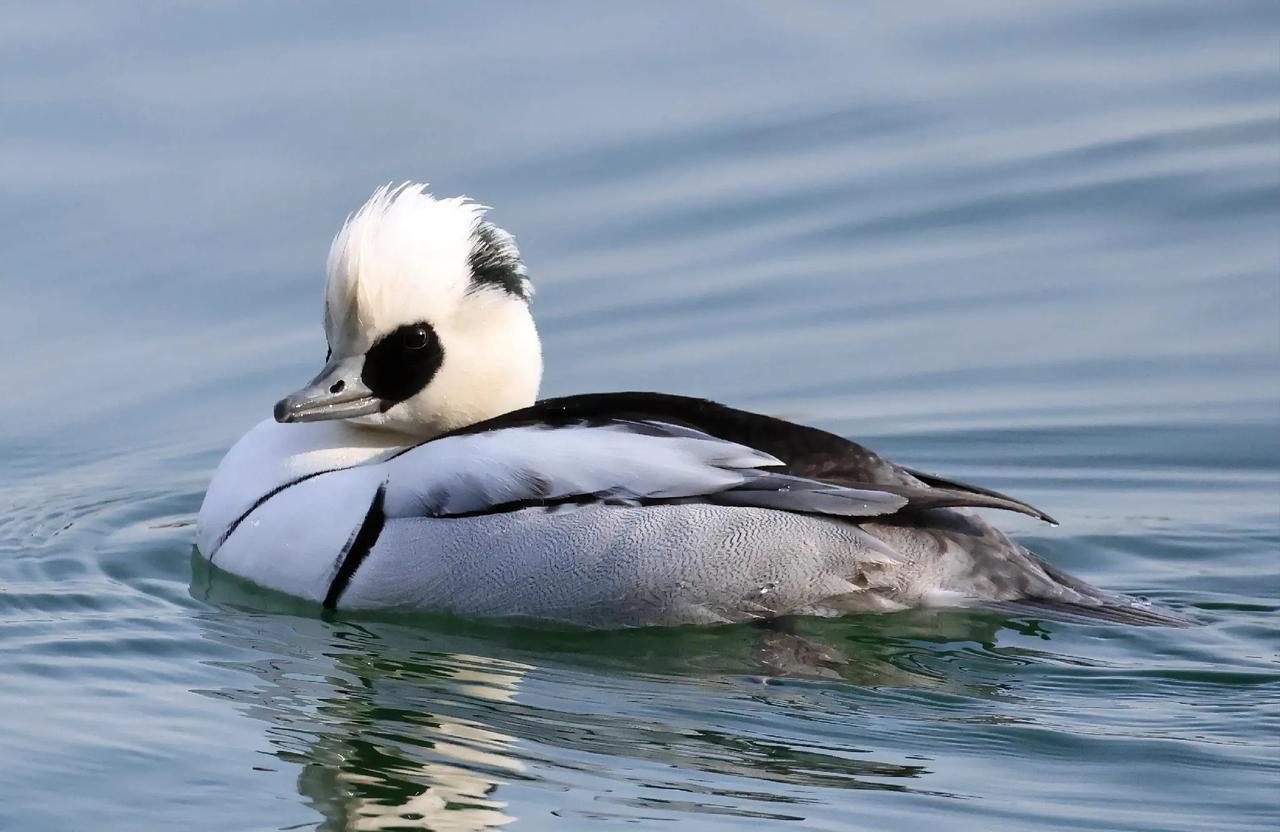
[273,398,293,423]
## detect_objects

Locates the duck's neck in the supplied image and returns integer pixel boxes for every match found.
[339,417,440,445]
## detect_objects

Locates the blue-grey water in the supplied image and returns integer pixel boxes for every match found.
[2,3,1278,830]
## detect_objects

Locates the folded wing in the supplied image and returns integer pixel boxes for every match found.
[380,420,912,520]
[421,393,1057,525]
[379,418,1058,526]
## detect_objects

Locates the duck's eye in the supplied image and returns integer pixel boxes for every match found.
[402,326,430,350]
[361,320,444,406]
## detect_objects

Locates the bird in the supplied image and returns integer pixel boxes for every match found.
[196,183,1180,628]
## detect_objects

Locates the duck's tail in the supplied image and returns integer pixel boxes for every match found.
[987,554,1191,627]
[985,595,1191,626]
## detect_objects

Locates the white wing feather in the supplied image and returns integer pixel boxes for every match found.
[380,422,908,519]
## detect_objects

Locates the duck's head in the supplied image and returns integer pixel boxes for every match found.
[273,183,542,439]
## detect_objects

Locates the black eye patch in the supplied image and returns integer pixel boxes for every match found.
[361,321,445,407]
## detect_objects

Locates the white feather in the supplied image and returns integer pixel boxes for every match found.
[325,183,489,354]
[196,418,399,557]
[380,423,785,518]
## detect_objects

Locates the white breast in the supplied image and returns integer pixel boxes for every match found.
[196,419,399,595]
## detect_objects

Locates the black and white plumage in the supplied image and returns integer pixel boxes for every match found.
[196,184,1180,627]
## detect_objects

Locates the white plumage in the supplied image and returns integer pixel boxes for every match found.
[325,185,530,353]
[196,183,1182,627]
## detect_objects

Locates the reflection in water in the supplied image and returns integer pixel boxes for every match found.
[293,651,527,831]
[199,615,528,830]
[191,558,1079,826]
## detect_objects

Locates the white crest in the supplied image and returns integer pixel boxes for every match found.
[323,183,531,355]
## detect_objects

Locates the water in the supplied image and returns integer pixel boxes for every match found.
[2,2,1278,829]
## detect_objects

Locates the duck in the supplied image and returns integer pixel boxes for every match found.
[196,183,1178,628]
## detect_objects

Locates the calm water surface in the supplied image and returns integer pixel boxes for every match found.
[2,3,1278,830]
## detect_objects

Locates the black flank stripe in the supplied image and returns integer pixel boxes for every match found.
[324,484,388,610]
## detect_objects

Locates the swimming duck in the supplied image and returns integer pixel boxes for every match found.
[196,183,1174,627]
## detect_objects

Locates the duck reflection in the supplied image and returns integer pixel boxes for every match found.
[193,554,1055,827]
[291,649,527,831]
